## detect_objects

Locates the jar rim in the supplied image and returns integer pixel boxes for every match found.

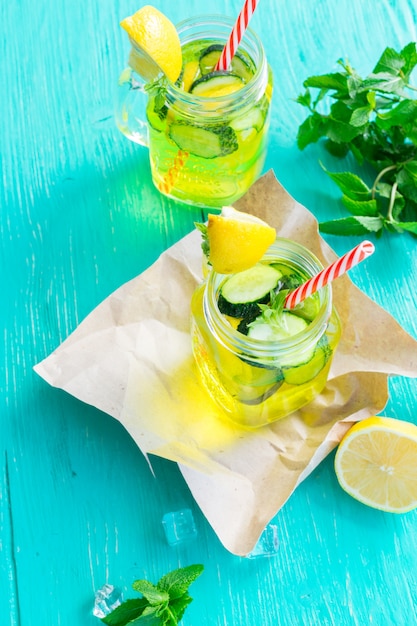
[204,238,333,360]
[164,14,268,113]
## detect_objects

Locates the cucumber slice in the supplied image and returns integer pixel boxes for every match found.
[230,96,269,133]
[190,71,245,97]
[218,264,282,317]
[230,106,265,133]
[199,44,224,74]
[282,337,332,385]
[248,313,319,369]
[291,293,321,322]
[146,96,167,132]
[237,309,263,334]
[233,356,284,405]
[199,44,254,82]
[238,379,284,405]
[247,313,308,342]
[168,122,238,158]
[218,295,261,319]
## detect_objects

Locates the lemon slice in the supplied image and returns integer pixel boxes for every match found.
[335,416,417,513]
[120,5,182,83]
[207,206,276,274]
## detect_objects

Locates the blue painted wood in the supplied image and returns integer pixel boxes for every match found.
[1,0,417,624]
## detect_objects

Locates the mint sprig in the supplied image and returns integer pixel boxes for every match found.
[144,77,168,120]
[101,565,204,626]
[194,222,210,258]
[249,289,288,331]
[296,42,417,237]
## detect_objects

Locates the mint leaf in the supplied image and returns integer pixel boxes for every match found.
[132,581,169,606]
[402,160,417,183]
[296,113,327,149]
[324,139,350,157]
[168,594,193,623]
[397,163,417,202]
[326,117,365,143]
[324,170,371,200]
[376,99,417,130]
[157,564,204,601]
[350,105,372,127]
[194,222,210,258]
[251,290,288,329]
[319,216,384,236]
[372,46,405,75]
[295,90,311,107]
[395,221,417,235]
[400,42,417,77]
[341,196,379,216]
[101,598,149,626]
[133,611,163,626]
[360,72,407,95]
[303,72,348,92]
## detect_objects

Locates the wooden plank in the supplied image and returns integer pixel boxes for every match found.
[0,453,19,626]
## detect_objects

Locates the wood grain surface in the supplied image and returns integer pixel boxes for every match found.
[1,0,417,624]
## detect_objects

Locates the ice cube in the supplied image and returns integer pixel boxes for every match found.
[247,524,279,558]
[93,583,123,618]
[162,508,197,546]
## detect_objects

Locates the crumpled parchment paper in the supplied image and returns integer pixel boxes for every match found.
[34,171,417,555]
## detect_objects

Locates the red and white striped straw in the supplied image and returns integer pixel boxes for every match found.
[284,240,375,309]
[215,0,260,71]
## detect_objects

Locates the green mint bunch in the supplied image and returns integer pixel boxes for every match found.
[101,564,204,626]
[296,42,417,237]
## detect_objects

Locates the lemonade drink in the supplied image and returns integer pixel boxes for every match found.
[147,35,272,206]
[118,15,272,207]
[191,239,341,428]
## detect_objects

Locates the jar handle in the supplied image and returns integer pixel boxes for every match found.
[115,66,149,147]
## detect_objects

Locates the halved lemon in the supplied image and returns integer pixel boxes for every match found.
[207,206,276,274]
[120,5,182,83]
[335,416,417,513]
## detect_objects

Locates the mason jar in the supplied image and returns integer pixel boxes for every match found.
[116,15,273,207]
[190,238,342,428]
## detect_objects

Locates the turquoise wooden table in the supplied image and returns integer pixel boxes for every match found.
[2,0,417,624]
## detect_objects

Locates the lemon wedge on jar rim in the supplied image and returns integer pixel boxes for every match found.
[120,5,182,83]
[335,416,417,513]
[207,206,276,274]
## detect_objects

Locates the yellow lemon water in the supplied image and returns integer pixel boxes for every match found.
[146,38,273,207]
[191,255,341,429]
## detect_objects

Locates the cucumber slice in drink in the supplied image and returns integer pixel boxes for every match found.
[247,313,309,343]
[190,71,245,97]
[218,264,282,318]
[168,122,238,158]
[199,44,254,82]
[232,355,284,406]
[230,96,269,133]
[238,379,284,405]
[230,107,265,133]
[291,293,321,322]
[282,337,332,385]
[146,96,167,132]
